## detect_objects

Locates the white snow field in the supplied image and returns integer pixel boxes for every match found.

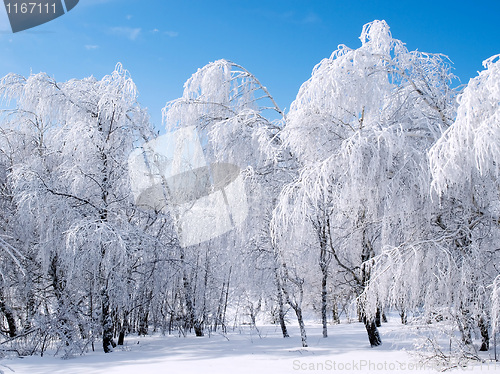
[2,319,500,374]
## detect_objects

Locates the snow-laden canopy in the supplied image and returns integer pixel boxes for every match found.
[430,54,500,193]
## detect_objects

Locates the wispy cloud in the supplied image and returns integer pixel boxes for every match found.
[253,9,321,26]
[85,44,99,50]
[164,31,179,38]
[110,26,141,41]
[302,12,320,24]
[282,11,321,25]
[126,15,133,20]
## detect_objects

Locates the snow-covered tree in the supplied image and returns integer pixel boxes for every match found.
[429,54,500,191]
[153,59,291,337]
[274,20,457,347]
[0,64,156,354]
[361,55,500,358]
[423,54,500,352]
[0,21,495,363]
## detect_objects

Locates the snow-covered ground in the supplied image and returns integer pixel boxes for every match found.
[2,319,500,374]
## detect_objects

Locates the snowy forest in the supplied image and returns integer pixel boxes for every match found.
[0,20,499,364]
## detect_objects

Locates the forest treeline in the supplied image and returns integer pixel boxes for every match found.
[0,20,499,361]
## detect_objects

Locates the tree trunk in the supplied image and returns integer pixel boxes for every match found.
[321,270,328,338]
[364,317,382,347]
[201,249,210,332]
[400,309,407,324]
[98,119,116,353]
[182,263,203,336]
[117,330,125,346]
[24,276,35,331]
[101,289,116,353]
[293,306,308,348]
[49,255,74,347]
[479,316,489,351]
[375,307,382,327]
[221,268,230,334]
[117,311,129,346]
[332,296,340,324]
[0,289,16,338]
[318,220,330,338]
[357,304,363,323]
[138,305,149,336]
[457,308,472,346]
[193,321,204,337]
[279,254,307,347]
[360,225,381,347]
[215,282,224,333]
[274,266,289,338]
[284,284,307,347]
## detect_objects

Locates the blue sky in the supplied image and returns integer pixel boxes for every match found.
[1,0,499,129]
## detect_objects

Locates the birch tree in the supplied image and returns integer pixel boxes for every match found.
[427,54,500,352]
[275,20,456,347]
[157,59,289,337]
[362,57,500,357]
[0,64,155,354]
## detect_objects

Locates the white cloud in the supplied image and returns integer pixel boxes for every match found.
[110,27,141,41]
[126,15,133,20]
[164,31,179,38]
[258,10,321,26]
[85,44,99,50]
[302,12,320,24]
